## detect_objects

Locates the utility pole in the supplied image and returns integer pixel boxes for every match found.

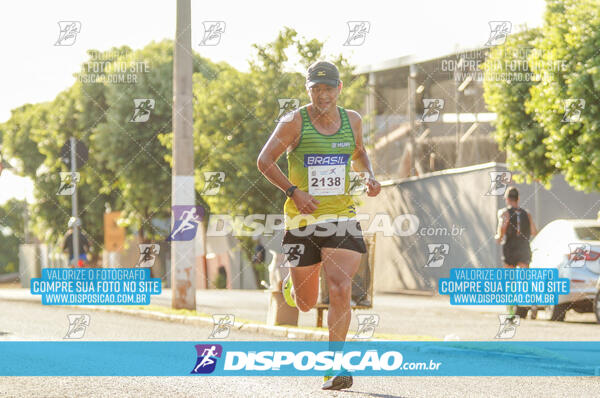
[365,72,376,147]
[70,137,79,266]
[23,203,29,244]
[454,58,463,168]
[408,64,417,177]
[534,180,540,228]
[172,0,196,310]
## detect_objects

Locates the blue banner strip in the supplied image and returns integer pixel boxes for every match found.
[1,341,599,376]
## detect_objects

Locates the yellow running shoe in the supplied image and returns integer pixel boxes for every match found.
[282,272,296,308]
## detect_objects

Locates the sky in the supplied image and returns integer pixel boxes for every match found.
[0,0,546,203]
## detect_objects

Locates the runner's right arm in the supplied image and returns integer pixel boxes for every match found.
[257,111,320,214]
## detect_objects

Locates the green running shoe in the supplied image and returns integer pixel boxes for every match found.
[282,272,296,308]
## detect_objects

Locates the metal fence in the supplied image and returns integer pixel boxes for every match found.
[359,162,600,293]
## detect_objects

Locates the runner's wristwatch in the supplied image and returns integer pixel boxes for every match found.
[285,185,298,198]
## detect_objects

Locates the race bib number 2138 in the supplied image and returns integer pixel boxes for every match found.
[304,154,349,196]
[308,165,345,196]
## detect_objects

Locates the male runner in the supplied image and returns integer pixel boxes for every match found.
[495,187,537,317]
[257,61,381,390]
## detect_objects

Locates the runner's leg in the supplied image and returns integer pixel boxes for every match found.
[322,247,361,343]
[504,263,516,316]
[289,263,321,312]
[516,262,536,317]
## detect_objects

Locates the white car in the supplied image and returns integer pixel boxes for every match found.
[529,219,600,321]
[595,278,600,324]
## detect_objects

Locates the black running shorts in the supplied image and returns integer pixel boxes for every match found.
[281,220,367,267]
[502,243,532,267]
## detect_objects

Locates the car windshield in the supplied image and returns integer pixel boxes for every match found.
[574,226,600,241]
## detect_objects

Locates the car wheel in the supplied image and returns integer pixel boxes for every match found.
[545,303,568,322]
[594,291,600,324]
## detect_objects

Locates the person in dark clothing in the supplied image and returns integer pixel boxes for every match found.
[495,187,537,267]
[62,218,90,267]
[252,242,266,264]
[495,187,538,318]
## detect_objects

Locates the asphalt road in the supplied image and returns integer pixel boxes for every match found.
[3,375,599,398]
[150,289,600,341]
[4,287,599,340]
[1,299,599,397]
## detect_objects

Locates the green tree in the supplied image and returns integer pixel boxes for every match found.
[0,49,125,259]
[1,32,366,280]
[93,40,219,242]
[527,0,600,192]
[483,0,600,191]
[0,199,27,273]
[482,28,556,185]
[1,103,48,177]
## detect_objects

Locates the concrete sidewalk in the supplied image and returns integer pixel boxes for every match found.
[0,287,505,341]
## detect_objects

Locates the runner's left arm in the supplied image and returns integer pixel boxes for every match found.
[348,111,380,197]
[528,212,537,238]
